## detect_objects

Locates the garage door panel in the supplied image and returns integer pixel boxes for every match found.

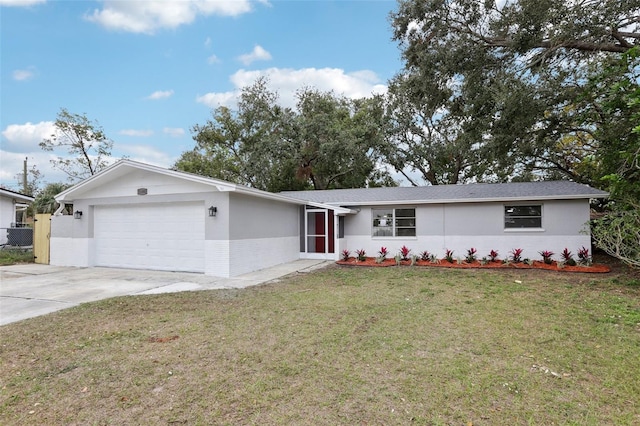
[94,203,205,273]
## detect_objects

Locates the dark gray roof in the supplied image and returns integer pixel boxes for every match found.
[281,181,609,206]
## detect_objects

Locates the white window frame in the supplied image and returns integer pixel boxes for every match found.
[372,207,416,237]
[504,204,544,231]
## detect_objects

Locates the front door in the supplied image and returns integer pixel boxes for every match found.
[304,208,334,259]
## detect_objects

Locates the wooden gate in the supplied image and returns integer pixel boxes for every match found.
[33,213,51,264]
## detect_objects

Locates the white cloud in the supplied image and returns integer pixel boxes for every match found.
[1,121,55,151]
[0,0,45,6]
[85,0,255,34]
[12,67,36,81]
[196,91,239,109]
[237,45,272,66]
[116,144,174,168]
[0,150,76,188]
[146,89,174,100]
[196,67,388,109]
[163,127,185,137]
[207,54,220,64]
[204,36,212,48]
[119,129,154,137]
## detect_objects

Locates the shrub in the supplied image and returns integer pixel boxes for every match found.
[341,249,350,261]
[378,246,388,260]
[356,249,367,262]
[591,202,640,268]
[539,250,554,265]
[510,248,524,263]
[394,253,402,266]
[489,250,499,262]
[399,245,411,261]
[410,255,418,266]
[465,247,478,263]
[444,249,455,263]
[420,250,431,261]
[577,246,592,266]
[561,248,577,266]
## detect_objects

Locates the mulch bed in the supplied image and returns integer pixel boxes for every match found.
[337,257,611,273]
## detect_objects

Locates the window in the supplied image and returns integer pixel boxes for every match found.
[504,205,542,229]
[372,208,416,237]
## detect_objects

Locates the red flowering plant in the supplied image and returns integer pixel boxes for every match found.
[399,245,411,261]
[341,249,350,261]
[465,247,478,263]
[539,250,554,265]
[355,249,367,262]
[444,249,455,263]
[577,246,592,266]
[420,250,431,261]
[488,250,499,262]
[510,248,524,263]
[378,246,389,260]
[561,248,577,266]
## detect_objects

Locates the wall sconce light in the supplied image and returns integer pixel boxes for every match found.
[74,210,83,219]
[208,206,217,217]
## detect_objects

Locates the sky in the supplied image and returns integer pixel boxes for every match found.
[0,0,403,192]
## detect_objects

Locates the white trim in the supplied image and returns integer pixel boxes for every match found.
[0,188,34,202]
[54,159,351,214]
[315,194,607,207]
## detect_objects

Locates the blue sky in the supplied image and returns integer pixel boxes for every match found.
[0,0,403,190]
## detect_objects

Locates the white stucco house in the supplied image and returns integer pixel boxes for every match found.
[51,160,608,277]
[0,188,34,246]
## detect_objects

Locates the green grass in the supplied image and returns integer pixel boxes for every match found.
[0,248,33,265]
[1,266,639,425]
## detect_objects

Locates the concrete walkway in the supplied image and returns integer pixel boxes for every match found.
[0,260,331,326]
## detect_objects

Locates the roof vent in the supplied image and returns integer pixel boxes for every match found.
[137,188,148,195]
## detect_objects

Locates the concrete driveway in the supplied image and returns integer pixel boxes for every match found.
[0,260,330,326]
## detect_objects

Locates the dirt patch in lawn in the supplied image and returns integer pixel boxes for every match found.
[337,257,611,273]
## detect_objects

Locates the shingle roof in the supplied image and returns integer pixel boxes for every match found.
[281,181,609,206]
[0,188,35,202]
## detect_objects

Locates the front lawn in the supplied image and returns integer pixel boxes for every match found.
[1,266,639,425]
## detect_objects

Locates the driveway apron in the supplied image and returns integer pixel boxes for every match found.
[0,260,329,326]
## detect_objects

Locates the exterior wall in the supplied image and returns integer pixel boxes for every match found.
[228,236,300,276]
[343,199,592,261]
[0,197,15,245]
[228,193,299,240]
[50,215,94,267]
[225,193,301,276]
[71,169,215,199]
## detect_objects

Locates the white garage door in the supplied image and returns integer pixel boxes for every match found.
[94,202,205,273]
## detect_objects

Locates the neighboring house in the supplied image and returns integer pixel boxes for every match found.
[0,188,34,245]
[51,160,608,277]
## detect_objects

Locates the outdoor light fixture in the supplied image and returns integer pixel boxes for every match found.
[74,210,83,219]
[209,206,217,217]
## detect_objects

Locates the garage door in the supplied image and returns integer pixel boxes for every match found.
[94,202,205,273]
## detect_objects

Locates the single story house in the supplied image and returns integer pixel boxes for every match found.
[0,188,34,246]
[51,160,608,277]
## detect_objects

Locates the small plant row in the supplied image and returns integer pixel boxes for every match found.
[341,246,593,267]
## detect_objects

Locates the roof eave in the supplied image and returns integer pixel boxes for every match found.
[308,193,610,207]
[53,159,353,213]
